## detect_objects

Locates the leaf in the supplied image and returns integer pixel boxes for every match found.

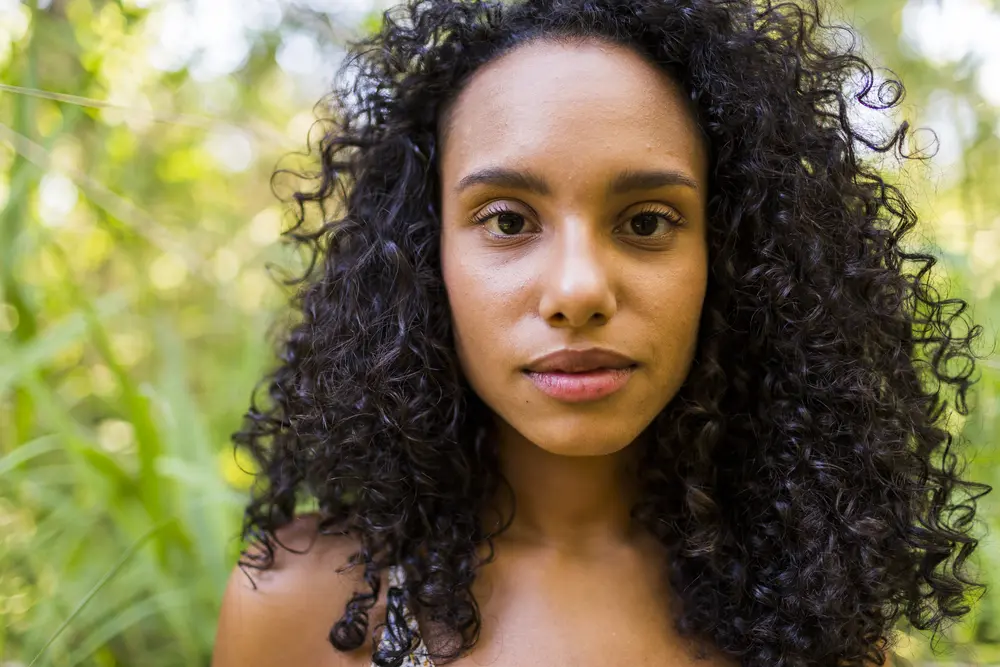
[0,289,133,394]
[26,517,178,667]
[0,434,61,476]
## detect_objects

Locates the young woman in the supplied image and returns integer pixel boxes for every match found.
[211,1,990,666]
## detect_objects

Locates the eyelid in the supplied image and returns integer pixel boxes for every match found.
[616,203,685,232]
[468,201,542,241]
[629,201,684,218]
[470,200,536,225]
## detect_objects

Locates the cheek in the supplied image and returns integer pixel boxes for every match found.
[441,223,534,320]
[634,257,707,372]
[440,231,525,378]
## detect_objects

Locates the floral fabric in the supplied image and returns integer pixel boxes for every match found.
[372,565,435,667]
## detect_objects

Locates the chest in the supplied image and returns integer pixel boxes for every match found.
[439,609,721,667]
[411,558,734,667]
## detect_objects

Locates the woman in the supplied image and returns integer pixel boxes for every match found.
[211,0,990,666]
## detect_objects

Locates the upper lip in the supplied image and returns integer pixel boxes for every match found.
[524,348,637,373]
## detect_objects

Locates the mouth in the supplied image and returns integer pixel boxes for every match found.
[523,347,638,374]
[521,347,639,402]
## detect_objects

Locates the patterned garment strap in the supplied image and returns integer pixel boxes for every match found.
[371,565,435,667]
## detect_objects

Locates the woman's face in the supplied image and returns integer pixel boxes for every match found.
[439,39,709,457]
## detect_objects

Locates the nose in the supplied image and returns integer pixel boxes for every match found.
[537,221,618,329]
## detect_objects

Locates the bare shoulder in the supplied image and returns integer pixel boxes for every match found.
[212,514,380,667]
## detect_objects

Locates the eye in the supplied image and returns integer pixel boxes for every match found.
[470,202,534,237]
[617,205,685,239]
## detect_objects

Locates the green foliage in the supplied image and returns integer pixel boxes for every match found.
[0,1,997,666]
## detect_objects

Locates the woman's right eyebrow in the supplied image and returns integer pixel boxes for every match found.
[455,166,550,196]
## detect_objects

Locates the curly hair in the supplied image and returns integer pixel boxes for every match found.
[231,1,992,666]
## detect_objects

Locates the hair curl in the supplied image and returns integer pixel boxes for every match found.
[232,1,991,666]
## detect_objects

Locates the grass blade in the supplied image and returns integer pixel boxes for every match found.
[26,516,178,667]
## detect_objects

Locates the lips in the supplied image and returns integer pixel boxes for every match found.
[524,348,637,374]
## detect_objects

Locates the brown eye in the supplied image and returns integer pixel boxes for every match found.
[493,211,526,235]
[470,202,534,238]
[630,212,662,236]
[617,206,685,240]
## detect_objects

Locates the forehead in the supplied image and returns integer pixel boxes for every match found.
[440,39,706,183]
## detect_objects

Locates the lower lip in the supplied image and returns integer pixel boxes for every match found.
[523,366,636,403]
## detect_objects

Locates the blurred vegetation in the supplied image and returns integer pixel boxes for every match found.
[0,0,997,666]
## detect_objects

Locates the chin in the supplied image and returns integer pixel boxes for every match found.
[518,420,646,457]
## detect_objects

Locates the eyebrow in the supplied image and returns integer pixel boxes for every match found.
[609,168,700,195]
[453,166,700,196]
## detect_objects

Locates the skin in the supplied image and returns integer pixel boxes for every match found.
[213,39,734,667]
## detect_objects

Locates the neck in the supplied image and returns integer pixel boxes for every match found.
[483,419,645,555]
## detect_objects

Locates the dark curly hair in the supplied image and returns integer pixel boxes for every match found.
[231,1,992,666]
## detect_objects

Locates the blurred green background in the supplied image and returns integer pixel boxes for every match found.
[0,0,998,665]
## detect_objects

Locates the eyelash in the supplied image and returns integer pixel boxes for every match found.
[469,202,685,239]
[470,201,517,227]
[628,204,685,233]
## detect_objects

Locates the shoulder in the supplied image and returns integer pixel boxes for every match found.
[212,513,382,667]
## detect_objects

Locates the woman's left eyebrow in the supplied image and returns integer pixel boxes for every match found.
[608,168,700,194]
